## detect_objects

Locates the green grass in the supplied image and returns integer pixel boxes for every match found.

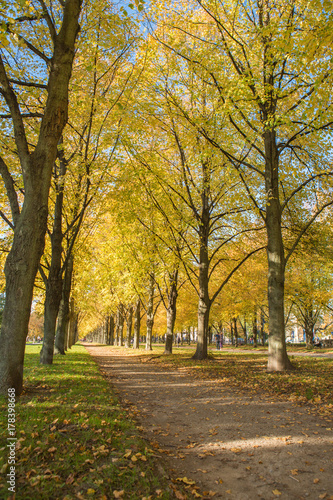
[0,345,179,500]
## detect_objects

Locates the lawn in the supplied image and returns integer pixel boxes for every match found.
[0,345,178,500]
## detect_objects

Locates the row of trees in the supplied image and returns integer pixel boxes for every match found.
[1,0,333,395]
[80,215,333,350]
[81,0,333,363]
[0,0,142,393]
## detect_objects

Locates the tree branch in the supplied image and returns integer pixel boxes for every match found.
[0,210,14,229]
[0,155,20,226]
[285,200,333,265]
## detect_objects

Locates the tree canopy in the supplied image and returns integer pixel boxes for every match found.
[1,0,333,394]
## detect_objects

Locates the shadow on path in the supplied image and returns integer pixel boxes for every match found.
[85,345,333,500]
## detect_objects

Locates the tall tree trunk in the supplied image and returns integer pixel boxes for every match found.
[146,274,155,351]
[64,321,69,351]
[0,0,82,395]
[132,299,140,349]
[67,298,77,349]
[260,308,266,346]
[304,306,315,349]
[233,318,238,347]
[40,149,67,364]
[252,308,258,348]
[125,304,133,348]
[164,269,178,355]
[118,304,124,347]
[54,255,74,355]
[103,317,108,344]
[193,192,210,360]
[114,310,120,346]
[264,130,292,371]
[107,315,115,345]
[0,196,48,393]
[193,294,210,359]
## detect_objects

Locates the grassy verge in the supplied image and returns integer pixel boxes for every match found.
[0,345,182,500]
[130,345,333,410]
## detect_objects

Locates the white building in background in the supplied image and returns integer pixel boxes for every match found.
[286,315,304,343]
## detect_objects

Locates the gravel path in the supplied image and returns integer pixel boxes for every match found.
[85,345,333,500]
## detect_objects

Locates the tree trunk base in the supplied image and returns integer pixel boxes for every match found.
[164,334,173,355]
[54,346,65,355]
[192,351,207,360]
[40,347,54,365]
[267,354,294,372]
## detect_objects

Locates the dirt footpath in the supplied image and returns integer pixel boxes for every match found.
[84,345,333,500]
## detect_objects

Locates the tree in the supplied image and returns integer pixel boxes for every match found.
[0,0,82,395]
[286,222,333,348]
[120,43,265,359]
[150,0,333,369]
[39,3,135,363]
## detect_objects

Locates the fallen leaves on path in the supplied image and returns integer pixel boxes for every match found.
[176,477,196,486]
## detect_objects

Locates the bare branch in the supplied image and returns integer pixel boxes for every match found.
[0,112,43,118]
[0,155,20,225]
[211,245,266,304]
[0,55,30,167]
[9,79,48,89]
[37,0,57,43]
[285,200,333,265]
[0,210,14,229]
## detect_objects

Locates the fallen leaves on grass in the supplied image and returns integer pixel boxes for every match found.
[66,473,75,485]
[113,490,124,498]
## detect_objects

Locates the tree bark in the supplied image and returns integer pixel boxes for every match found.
[67,300,72,349]
[125,304,133,348]
[0,0,82,395]
[304,307,315,348]
[107,315,115,345]
[233,318,238,347]
[40,149,67,363]
[264,130,292,371]
[252,308,258,348]
[146,274,155,351]
[164,269,178,355]
[260,308,266,346]
[118,304,124,347]
[193,169,210,360]
[193,293,210,360]
[67,297,77,349]
[54,254,74,355]
[133,299,141,349]
[114,311,119,346]
[230,321,234,346]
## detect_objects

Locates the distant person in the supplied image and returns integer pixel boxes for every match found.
[216,333,220,350]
